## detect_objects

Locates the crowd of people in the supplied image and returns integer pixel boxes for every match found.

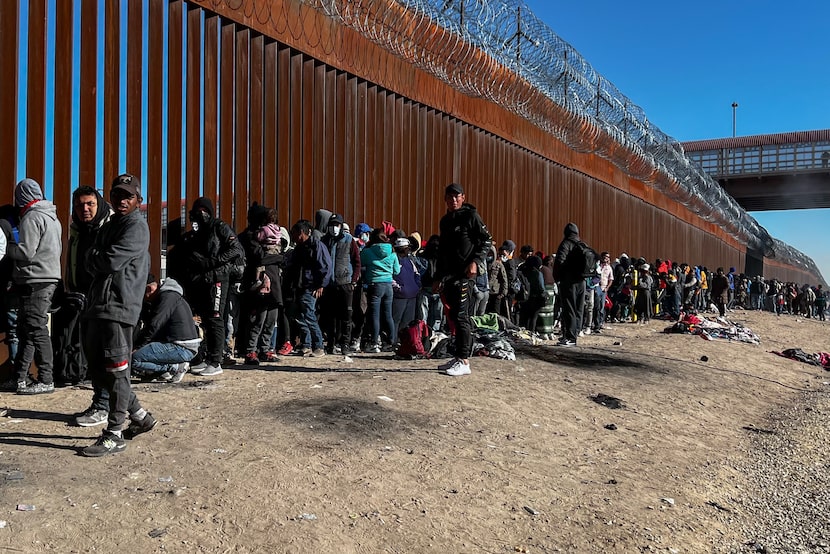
[0,177,826,456]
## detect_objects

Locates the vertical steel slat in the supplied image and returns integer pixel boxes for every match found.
[301,58,315,220]
[103,0,120,196]
[333,72,347,219]
[185,6,202,213]
[249,33,264,206]
[166,0,184,241]
[263,40,278,210]
[322,67,335,213]
[234,28,250,230]
[53,0,73,215]
[218,21,235,222]
[25,0,47,185]
[126,0,143,176]
[312,64,325,211]
[202,14,219,209]
[289,52,303,220]
[78,0,97,188]
[276,46,291,223]
[0,0,19,204]
[147,0,164,277]
[355,80,368,223]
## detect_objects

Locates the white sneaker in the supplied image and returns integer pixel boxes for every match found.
[584,328,592,335]
[437,358,457,370]
[445,359,471,376]
[578,331,585,337]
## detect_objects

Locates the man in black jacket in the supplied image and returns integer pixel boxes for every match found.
[131,276,201,383]
[177,197,245,376]
[434,183,492,376]
[80,174,154,457]
[553,222,585,346]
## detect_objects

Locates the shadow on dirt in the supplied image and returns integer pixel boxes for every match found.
[517,343,668,375]
[272,396,431,444]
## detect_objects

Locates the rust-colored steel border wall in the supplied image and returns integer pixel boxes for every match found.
[0,0,817,284]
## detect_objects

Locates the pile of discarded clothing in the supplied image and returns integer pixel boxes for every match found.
[772,348,830,370]
[663,312,760,344]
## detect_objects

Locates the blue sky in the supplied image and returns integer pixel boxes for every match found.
[523,0,830,282]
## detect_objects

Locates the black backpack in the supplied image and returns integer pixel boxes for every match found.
[512,271,531,302]
[571,241,598,278]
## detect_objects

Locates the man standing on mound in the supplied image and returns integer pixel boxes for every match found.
[435,183,492,376]
[81,174,155,457]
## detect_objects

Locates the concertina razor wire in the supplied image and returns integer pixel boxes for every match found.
[302,0,822,279]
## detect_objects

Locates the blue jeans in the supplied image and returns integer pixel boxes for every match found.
[294,289,324,350]
[132,342,196,378]
[367,282,395,345]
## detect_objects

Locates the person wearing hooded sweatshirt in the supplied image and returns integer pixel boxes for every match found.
[5,179,62,394]
[131,276,201,383]
[553,222,585,346]
[321,214,361,355]
[434,183,492,376]
[285,219,332,357]
[54,186,113,396]
[80,174,153,457]
[360,228,401,352]
[178,196,245,376]
[237,203,285,365]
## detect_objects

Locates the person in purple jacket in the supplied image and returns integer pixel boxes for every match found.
[391,236,422,344]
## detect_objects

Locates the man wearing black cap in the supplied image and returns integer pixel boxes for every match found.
[179,196,245,376]
[80,174,154,456]
[435,183,492,376]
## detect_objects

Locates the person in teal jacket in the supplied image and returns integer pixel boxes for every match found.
[360,229,400,353]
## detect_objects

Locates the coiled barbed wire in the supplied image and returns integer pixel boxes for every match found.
[300,0,823,273]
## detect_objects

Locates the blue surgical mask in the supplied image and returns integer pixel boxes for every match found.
[360,233,369,243]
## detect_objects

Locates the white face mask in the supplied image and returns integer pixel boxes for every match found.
[500,255,509,263]
[360,233,369,243]
[329,225,341,237]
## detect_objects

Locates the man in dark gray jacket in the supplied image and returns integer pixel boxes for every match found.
[5,179,62,394]
[81,174,154,457]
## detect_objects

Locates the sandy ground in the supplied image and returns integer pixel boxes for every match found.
[0,309,828,553]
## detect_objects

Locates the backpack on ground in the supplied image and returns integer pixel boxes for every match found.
[396,319,432,358]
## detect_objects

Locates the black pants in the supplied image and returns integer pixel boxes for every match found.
[321,284,354,349]
[560,280,585,342]
[443,278,474,359]
[519,296,545,334]
[190,280,229,365]
[15,282,57,385]
[83,319,142,432]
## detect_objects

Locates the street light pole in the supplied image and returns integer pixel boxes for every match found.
[732,102,738,137]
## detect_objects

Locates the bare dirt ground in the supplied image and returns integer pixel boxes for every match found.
[0,309,828,553]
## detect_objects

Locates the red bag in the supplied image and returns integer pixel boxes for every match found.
[604,295,613,310]
[396,320,431,358]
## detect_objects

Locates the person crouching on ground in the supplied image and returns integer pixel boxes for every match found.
[131,275,201,383]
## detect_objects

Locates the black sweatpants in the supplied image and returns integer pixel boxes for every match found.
[560,280,585,343]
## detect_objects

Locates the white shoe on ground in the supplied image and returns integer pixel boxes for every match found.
[445,359,471,376]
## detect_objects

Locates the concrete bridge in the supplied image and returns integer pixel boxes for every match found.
[682,129,830,211]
